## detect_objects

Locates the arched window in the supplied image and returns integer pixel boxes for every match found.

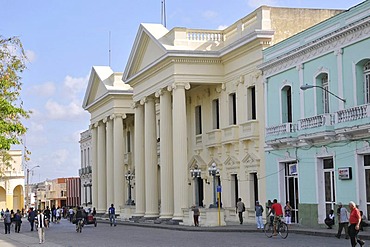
[281,85,292,123]
[364,61,370,104]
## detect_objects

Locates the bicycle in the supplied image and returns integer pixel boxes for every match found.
[76,218,84,233]
[264,217,288,239]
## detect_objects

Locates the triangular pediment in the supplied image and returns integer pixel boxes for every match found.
[83,66,112,110]
[188,155,207,170]
[123,24,168,81]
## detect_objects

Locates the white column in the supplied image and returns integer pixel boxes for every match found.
[106,117,114,210]
[171,82,190,220]
[297,64,305,119]
[91,124,98,210]
[97,120,107,213]
[156,89,174,218]
[113,114,126,209]
[134,102,145,216]
[144,96,159,217]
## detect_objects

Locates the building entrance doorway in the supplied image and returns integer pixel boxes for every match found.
[285,163,299,223]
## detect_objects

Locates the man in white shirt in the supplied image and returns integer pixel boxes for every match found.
[37,210,46,244]
[336,202,349,239]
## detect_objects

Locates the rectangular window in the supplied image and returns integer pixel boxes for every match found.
[322,75,329,113]
[229,93,237,125]
[212,99,220,129]
[248,86,256,120]
[195,105,202,135]
[366,73,370,104]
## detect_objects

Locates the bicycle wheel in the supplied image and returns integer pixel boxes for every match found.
[264,222,273,238]
[278,222,288,239]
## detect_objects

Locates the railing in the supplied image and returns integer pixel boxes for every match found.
[239,120,259,139]
[298,114,335,130]
[337,104,370,123]
[222,125,239,143]
[195,134,203,146]
[206,129,222,147]
[187,31,223,41]
[79,166,92,176]
[266,123,296,136]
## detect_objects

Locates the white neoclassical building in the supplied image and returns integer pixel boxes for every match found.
[83,6,342,225]
[79,129,92,208]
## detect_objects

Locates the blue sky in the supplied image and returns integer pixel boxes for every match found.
[1,0,363,183]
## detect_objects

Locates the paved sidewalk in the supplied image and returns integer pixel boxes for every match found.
[98,217,370,240]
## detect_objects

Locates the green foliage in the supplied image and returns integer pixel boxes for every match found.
[0,36,31,174]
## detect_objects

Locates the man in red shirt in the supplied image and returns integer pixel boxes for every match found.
[267,199,283,236]
[348,201,365,246]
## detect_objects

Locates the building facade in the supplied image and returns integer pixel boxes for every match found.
[66,177,81,207]
[0,150,25,211]
[83,6,342,225]
[79,130,92,208]
[260,0,370,227]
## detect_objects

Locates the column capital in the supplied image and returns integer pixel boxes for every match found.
[103,117,108,123]
[170,82,190,91]
[93,122,99,128]
[334,48,343,56]
[296,64,304,71]
[110,113,127,120]
[140,97,147,105]
[155,89,167,98]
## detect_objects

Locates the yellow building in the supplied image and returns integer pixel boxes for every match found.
[0,150,25,211]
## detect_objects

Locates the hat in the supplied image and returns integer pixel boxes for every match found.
[338,202,342,206]
[256,201,259,204]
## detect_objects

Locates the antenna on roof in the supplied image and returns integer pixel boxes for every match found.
[161,0,167,27]
[108,31,111,67]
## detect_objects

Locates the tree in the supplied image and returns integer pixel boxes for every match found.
[0,36,30,174]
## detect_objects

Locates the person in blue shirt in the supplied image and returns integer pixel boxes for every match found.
[108,204,116,227]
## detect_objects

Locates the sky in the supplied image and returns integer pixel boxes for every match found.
[1,0,363,183]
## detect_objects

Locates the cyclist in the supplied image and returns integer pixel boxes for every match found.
[75,206,86,231]
[267,199,283,236]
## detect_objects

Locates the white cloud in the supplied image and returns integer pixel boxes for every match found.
[63,75,89,100]
[247,0,278,8]
[28,82,56,97]
[202,10,218,20]
[25,50,36,63]
[51,149,69,166]
[45,99,87,120]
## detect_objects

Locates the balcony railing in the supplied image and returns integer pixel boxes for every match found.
[266,104,370,137]
[239,120,259,140]
[266,123,296,136]
[222,125,239,143]
[337,103,370,123]
[298,114,335,130]
[205,129,222,147]
[79,166,92,176]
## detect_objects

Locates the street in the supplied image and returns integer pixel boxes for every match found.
[0,219,354,247]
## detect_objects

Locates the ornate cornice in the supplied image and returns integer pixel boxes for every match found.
[260,17,370,77]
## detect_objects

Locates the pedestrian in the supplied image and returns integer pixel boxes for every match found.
[28,207,36,231]
[191,205,200,226]
[255,201,264,229]
[14,210,22,233]
[56,207,61,223]
[336,202,349,239]
[69,207,74,222]
[36,210,46,244]
[108,204,116,227]
[51,206,56,223]
[348,201,365,247]
[284,201,292,224]
[43,206,50,228]
[324,209,335,229]
[3,209,11,234]
[236,198,246,225]
[360,211,369,231]
[266,200,274,226]
[1,208,4,218]
[92,207,96,216]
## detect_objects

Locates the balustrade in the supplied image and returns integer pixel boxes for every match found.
[337,104,370,123]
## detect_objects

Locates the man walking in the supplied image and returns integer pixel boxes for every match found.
[255,201,264,229]
[336,202,349,239]
[36,210,46,244]
[109,204,116,227]
[236,198,245,224]
[3,209,11,234]
[28,207,36,231]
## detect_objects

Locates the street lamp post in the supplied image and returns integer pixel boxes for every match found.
[125,170,134,205]
[26,165,40,210]
[300,84,346,102]
[208,163,219,208]
[190,165,201,206]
